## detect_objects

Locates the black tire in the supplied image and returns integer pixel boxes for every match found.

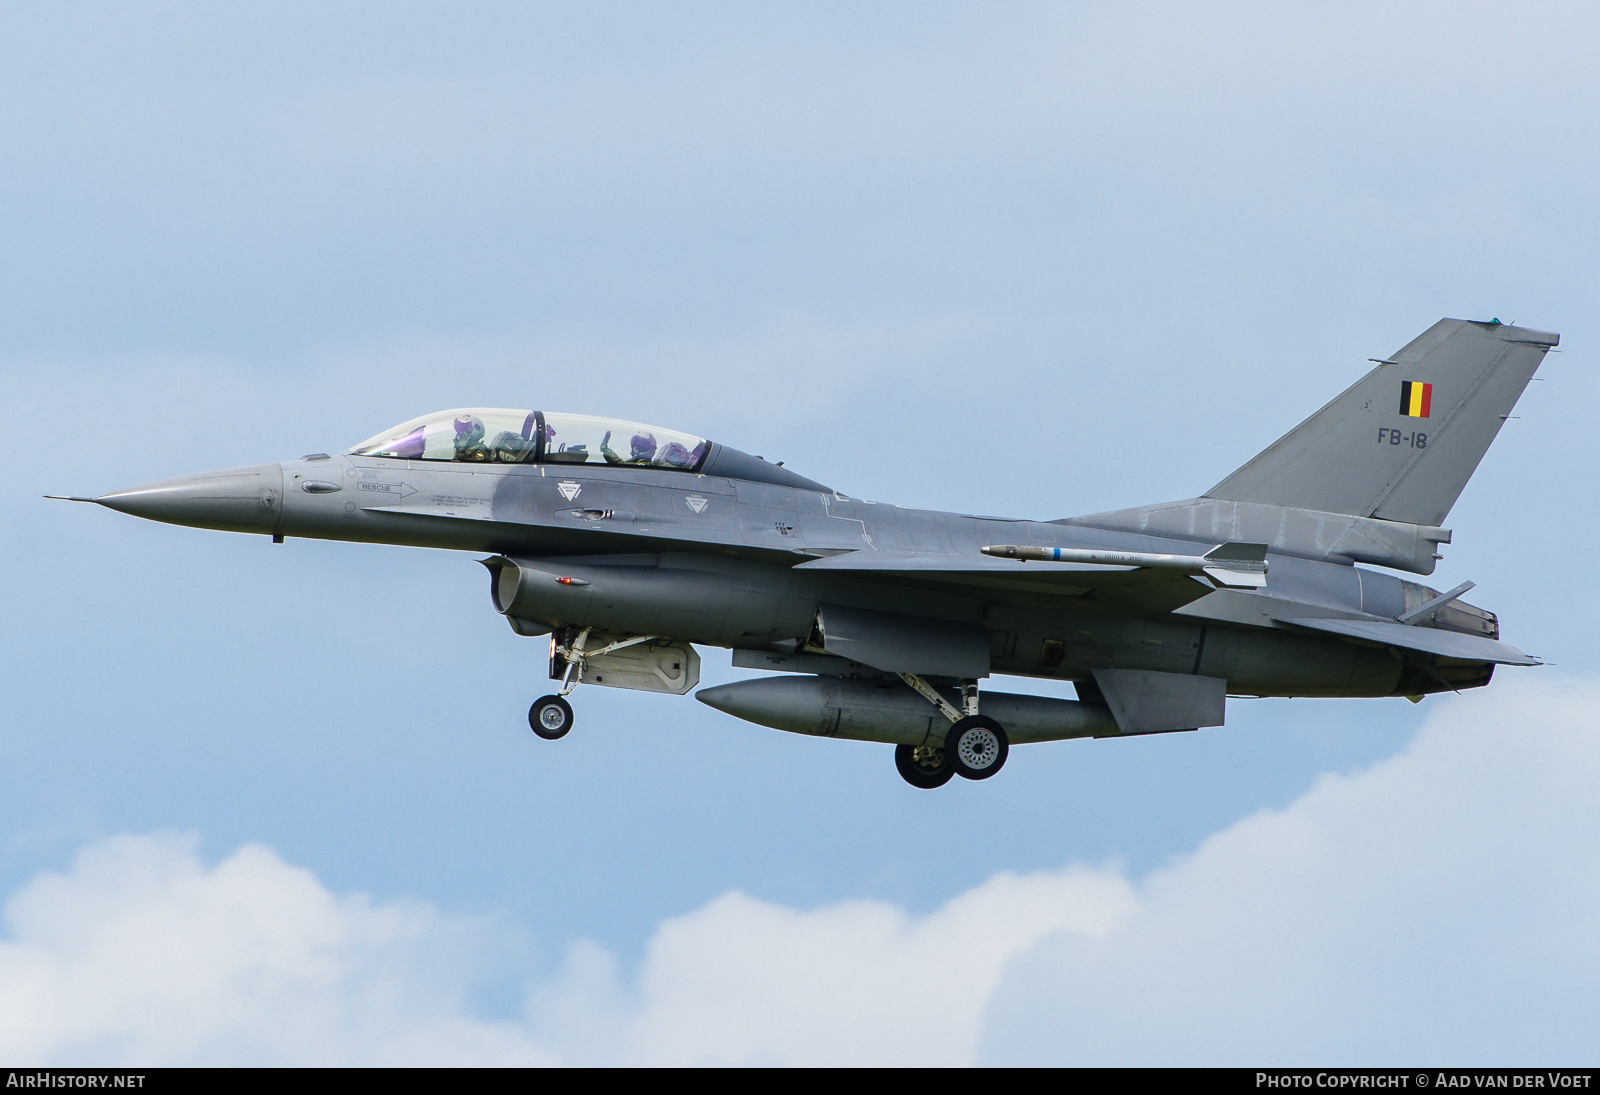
[529,695,574,740]
[894,743,954,789]
[945,716,1008,780]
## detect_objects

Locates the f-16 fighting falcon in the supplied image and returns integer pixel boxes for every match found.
[54,318,1555,788]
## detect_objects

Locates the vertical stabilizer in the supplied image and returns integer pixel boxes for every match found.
[1205,319,1558,526]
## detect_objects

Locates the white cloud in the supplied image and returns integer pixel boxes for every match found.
[531,868,1135,1067]
[980,675,1600,1065]
[0,834,556,1066]
[0,830,1131,1066]
[3,676,1598,1066]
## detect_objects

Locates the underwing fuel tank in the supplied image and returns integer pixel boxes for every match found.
[695,675,1121,746]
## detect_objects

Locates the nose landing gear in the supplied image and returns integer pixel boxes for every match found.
[526,626,591,742]
[528,626,673,741]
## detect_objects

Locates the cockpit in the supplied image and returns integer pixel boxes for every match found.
[351,409,709,469]
[348,408,830,491]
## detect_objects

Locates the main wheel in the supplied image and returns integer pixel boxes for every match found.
[945,716,1008,780]
[894,743,954,789]
[529,695,574,740]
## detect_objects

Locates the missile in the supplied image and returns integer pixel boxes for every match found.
[695,674,1119,745]
[980,541,1269,588]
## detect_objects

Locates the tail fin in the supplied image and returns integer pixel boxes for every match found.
[1206,319,1558,526]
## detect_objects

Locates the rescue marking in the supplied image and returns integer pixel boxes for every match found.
[356,481,415,497]
[685,495,708,513]
[557,481,582,501]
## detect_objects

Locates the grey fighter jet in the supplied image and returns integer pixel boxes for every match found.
[54,318,1554,788]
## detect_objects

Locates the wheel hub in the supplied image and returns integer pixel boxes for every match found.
[956,728,999,769]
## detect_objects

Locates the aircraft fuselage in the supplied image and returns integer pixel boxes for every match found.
[102,452,1495,702]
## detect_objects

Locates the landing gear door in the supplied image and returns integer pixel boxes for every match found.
[580,640,701,695]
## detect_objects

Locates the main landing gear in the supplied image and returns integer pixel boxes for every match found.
[894,675,1009,789]
[947,714,1008,779]
[895,743,953,788]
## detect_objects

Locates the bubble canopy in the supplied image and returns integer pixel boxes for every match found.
[350,409,710,471]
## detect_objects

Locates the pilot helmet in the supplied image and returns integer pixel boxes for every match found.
[453,415,487,459]
[630,432,658,462]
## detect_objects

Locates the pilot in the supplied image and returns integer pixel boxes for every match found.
[489,431,530,462]
[629,432,659,463]
[452,415,489,461]
[492,411,538,462]
[600,430,659,465]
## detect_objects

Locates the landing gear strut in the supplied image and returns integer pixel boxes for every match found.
[894,673,1009,786]
[525,627,591,741]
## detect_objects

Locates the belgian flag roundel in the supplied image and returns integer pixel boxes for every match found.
[1399,380,1432,418]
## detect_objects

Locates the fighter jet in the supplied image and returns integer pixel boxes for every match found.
[53,318,1554,788]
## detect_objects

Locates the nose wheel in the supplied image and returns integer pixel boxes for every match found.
[529,694,574,740]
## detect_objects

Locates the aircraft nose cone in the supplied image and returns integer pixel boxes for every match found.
[95,464,284,534]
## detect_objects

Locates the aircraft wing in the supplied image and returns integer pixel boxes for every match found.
[793,550,1130,579]
[1275,616,1541,666]
[791,550,1213,614]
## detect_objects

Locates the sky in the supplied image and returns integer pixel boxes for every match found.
[1,0,1597,1065]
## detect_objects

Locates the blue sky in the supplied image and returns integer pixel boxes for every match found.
[1,1,1597,1064]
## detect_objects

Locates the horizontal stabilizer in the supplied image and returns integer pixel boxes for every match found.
[1275,616,1539,666]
